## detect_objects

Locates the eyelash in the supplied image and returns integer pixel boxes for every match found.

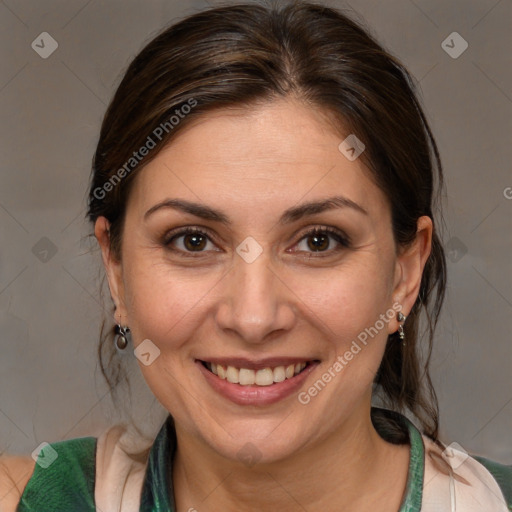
[162,226,351,258]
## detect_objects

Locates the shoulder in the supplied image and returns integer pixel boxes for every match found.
[471,454,512,504]
[0,455,36,512]
[0,423,155,512]
[18,436,97,512]
[421,434,512,511]
[1,436,97,512]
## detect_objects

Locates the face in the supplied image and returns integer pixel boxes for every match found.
[96,98,431,463]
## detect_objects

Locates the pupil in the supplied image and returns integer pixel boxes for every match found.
[185,234,205,251]
[309,234,328,251]
[182,233,330,252]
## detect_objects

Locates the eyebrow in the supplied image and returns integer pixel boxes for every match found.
[143,195,369,225]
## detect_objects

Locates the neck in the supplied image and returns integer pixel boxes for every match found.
[171,403,410,512]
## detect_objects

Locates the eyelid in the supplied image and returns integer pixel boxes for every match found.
[162,224,351,258]
[294,225,351,245]
[162,226,220,249]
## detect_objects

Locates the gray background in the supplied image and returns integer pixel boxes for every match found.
[1,0,511,464]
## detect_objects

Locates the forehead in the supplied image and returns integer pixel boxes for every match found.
[128,99,388,221]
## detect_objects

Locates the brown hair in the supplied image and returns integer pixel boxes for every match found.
[87,0,447,441]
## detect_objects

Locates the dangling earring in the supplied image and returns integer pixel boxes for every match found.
[397,311,406,346]
[115,313,130,351]
[115,324,130,350]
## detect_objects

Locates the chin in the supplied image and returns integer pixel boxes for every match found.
[195,418,307,467]
[218,436,300,467]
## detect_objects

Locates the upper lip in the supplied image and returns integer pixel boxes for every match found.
[197,357,319,370]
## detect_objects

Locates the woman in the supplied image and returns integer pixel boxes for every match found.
[1,1,510,511]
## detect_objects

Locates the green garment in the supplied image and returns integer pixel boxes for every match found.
[16,407,512,511]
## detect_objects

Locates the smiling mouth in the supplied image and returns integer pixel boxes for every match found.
[199,360,318,386]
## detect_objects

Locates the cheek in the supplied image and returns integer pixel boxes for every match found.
[292,262,394,393]
[121,237,394,354]
[292,261,392,334]
[123,257,222,347]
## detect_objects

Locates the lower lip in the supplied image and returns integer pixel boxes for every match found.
[196,360,319,406]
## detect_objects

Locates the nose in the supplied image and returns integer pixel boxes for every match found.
[214,250,296,344]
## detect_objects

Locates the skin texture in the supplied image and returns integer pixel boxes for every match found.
[95,97,432,511]
[0,456,36,511]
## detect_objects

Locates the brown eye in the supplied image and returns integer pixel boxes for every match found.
[182,232,207,251]
[306,232,330,251]
[294,227,350,255]
[164,227,216,255]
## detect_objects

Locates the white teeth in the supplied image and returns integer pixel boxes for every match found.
[226,366,239,384]
[217,365,227,380]
[255,368,274,386]
[239,368,255,385]
[273,366,286,382]
[207,361,309,385]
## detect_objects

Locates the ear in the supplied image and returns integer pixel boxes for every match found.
[389,215,433,332]
[94,216,127,324]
